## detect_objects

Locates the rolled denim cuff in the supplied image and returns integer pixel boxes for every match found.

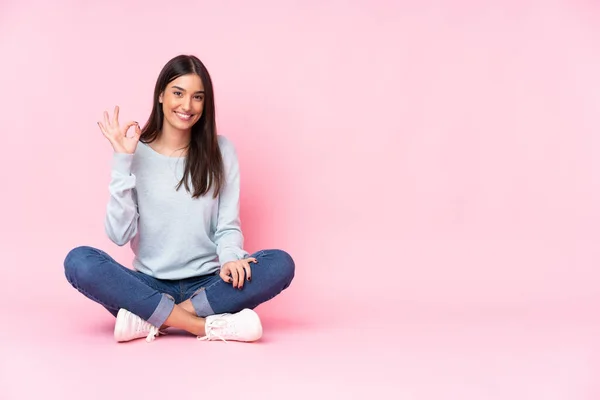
[146,293,175,327]
[191,289,215,318]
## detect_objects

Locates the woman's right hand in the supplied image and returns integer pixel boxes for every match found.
[97,106,141,154]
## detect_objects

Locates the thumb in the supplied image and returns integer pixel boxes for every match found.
[134,122,142,139]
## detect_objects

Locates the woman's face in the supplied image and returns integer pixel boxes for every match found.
[159,73,205,133]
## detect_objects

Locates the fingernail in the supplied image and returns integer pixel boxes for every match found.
[247,277,251,281]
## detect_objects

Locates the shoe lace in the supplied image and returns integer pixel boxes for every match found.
[197,317,233,342]
[145,326,162,343]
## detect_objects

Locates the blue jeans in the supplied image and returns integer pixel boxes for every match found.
[64,246,295,328]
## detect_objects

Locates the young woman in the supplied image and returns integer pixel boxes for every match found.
[64,55,295,343]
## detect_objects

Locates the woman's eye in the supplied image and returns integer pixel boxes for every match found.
[173,91,182,96]
[195,96,204,101]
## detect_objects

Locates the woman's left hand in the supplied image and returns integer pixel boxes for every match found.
[220,258,258,289]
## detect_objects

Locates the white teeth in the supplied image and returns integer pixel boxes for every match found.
[175,112,192,120]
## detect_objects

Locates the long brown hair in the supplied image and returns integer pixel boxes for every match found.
[140,55,224,199]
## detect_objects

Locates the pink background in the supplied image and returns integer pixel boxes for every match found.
[1,1,600,399]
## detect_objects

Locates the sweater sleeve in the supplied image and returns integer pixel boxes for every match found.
[214,140,250,266]
[104,152,139,246]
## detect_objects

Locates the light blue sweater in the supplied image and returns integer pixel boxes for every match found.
[105,135,249,279]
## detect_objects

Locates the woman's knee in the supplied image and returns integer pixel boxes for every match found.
[261,249,295,286]
[64,246,102,284]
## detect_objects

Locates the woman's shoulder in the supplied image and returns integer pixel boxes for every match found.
[217,134,238,155]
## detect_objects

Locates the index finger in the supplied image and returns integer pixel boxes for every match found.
[122,121,138,136]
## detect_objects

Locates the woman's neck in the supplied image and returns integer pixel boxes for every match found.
[152,126,191,157]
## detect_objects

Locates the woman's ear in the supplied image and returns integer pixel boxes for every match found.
[159,92,163,103]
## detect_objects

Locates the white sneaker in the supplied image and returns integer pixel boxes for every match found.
[114,308,162,343]
[198,309,263,342]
